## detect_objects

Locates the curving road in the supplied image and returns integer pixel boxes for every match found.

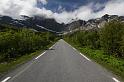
[1,39,120,82]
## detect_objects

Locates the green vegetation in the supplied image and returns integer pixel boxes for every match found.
[100,21,124,57]
[0,25,58,76]
[0,50,43,77]
[64,20,124,80]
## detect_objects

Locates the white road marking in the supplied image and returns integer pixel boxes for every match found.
[49,42,57,49]
[112,77,120,82]
[35,51,46,59]
[63,40,91,61]
[10,63,33,81]
[2,42,57,82]
[73,47,77,51]
[1,77,11,82]
[9,43,54,81]
[49,46,53,49]
[63,40,121,82]
[80,53,91,61]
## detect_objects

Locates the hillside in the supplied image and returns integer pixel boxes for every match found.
[0,16,66,33]
[67,14,124,32]
[0,14,124,34]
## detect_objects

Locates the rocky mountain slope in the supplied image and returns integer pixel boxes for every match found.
[67,14,124,32]
[0,14,124,34]
[0,15,66,33]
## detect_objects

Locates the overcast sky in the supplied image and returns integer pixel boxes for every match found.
[0,0,124,24]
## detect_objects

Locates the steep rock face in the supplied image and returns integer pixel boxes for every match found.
[66,14,124,33]
[66,20,86,31]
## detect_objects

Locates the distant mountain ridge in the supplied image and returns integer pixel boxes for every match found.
[67,14,124,32]
[0,14,124,34]
[0,16,66,33]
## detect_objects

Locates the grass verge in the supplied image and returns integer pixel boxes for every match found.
[67,42,124,81]
[0,42,55,78]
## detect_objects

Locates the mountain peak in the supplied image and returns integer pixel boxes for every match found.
[0,14,124,34]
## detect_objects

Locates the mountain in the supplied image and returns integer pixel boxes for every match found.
[66,14,124,32]
[0,16,66,33]
[0,14,124,34]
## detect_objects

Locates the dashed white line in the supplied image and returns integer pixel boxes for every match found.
[35,51,46,59]
[10,63,34,81]
[49,42,58,49]
[112,77,120,82]
[80,53,91,61]
[1,77,11,82]
[49,46,53,49]
[73,47,77,51]
[64,40,121,82]
[63,40,91,61]
[1,43,57,82]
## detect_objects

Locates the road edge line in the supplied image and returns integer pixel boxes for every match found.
[35,51,46,59]
[63,40,91,61]
[112,77,120,82]
[80,53,91,61]
[1,77,11,82]
[35,42,57,60]
[1,42,58,82]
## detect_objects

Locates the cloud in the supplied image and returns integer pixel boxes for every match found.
[53,0,124,24]
[0,0,47,18]
[0,0,124,24]
[95,0,124,17]
[53,4,93,24]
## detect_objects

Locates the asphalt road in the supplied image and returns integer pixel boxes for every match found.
[1,39,120,82]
